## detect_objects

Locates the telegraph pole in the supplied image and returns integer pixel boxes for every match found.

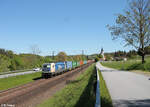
[52,51,55,60]
[82,50,84,60]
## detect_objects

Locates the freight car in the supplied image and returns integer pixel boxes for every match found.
[72,61,77,69]
[80,60,84,65]
[84,60,87,64]
[65,61,72,71]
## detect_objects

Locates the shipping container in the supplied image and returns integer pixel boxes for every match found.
[55,62,66,73]
[80,61,84,65]
[65,61,72,70]
[84,60,87,64]
[77,61,80,67]
[72,61,77,68]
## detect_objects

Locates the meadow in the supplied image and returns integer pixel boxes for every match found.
[102,56,150,72]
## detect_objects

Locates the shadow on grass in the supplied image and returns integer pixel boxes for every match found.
[114,99,150,107]
[66,74,86,84]
[74,68,97,107]
[33,77,43,80]
[74,68,114,107]
[66,79,81,84]
[99,70,113,107]
[127,63,143,70]
[101,97,113,107]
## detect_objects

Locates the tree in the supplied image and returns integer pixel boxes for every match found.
[105,55,112,61]
[107,0,150,63]
[95,56,99,62]
[145,45,150,54]
[99,54,103,58]
[56,52,67,62]
[0,55,11,72]
[74,55,82,61]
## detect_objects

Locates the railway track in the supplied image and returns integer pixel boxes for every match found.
[0,62,93,107]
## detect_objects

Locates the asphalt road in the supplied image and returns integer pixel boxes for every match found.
[0,71,41,79]
[96,62,150,107]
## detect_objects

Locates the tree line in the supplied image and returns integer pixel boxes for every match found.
[95,45,150,61]
[0,49,89,72]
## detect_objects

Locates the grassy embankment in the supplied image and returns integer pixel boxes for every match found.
[38,64,96,107]
[102,58,150,72]
[0,72,41,91]
[99,70,113,107]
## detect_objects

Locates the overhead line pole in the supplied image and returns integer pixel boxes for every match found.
[52,51,55,61]
[82,50,84,60]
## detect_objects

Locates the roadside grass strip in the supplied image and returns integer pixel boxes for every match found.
[101,59,150,71]
[101,61,137,70]
[38,64,96,107]
[98,70,113,107]
[0,72,41,91]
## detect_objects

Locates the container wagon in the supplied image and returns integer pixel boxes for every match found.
[84,60,87,64]
[80,61,84,65]
[55,62,66,74]
[77,61,80,67]
[72,61,77,69]
[65,61,73,71]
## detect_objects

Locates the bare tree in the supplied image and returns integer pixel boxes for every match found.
[30,45,41,55]
[107,0,150,63]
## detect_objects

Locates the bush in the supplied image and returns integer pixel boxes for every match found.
[144,61,150,71]
[0,55,11,72]
[95,57,99,62]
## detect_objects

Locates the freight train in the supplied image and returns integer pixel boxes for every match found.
[42,60,91,78]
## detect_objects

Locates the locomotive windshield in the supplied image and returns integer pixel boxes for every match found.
[43,64,50,68]
[42,64,51,72]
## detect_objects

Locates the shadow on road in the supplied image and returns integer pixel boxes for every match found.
[101,70,120,72]
[114,99,150,107]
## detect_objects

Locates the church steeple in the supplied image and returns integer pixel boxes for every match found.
[100,48,105,61]
[100,48,104,55]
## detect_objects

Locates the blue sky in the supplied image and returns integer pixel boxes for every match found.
[0,0,133,56]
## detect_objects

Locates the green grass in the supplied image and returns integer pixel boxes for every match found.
[38,64,96,107]
[102,60,138,70]
[0,72,41,91]
[101,58,150,71]
[99,70,113,107]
